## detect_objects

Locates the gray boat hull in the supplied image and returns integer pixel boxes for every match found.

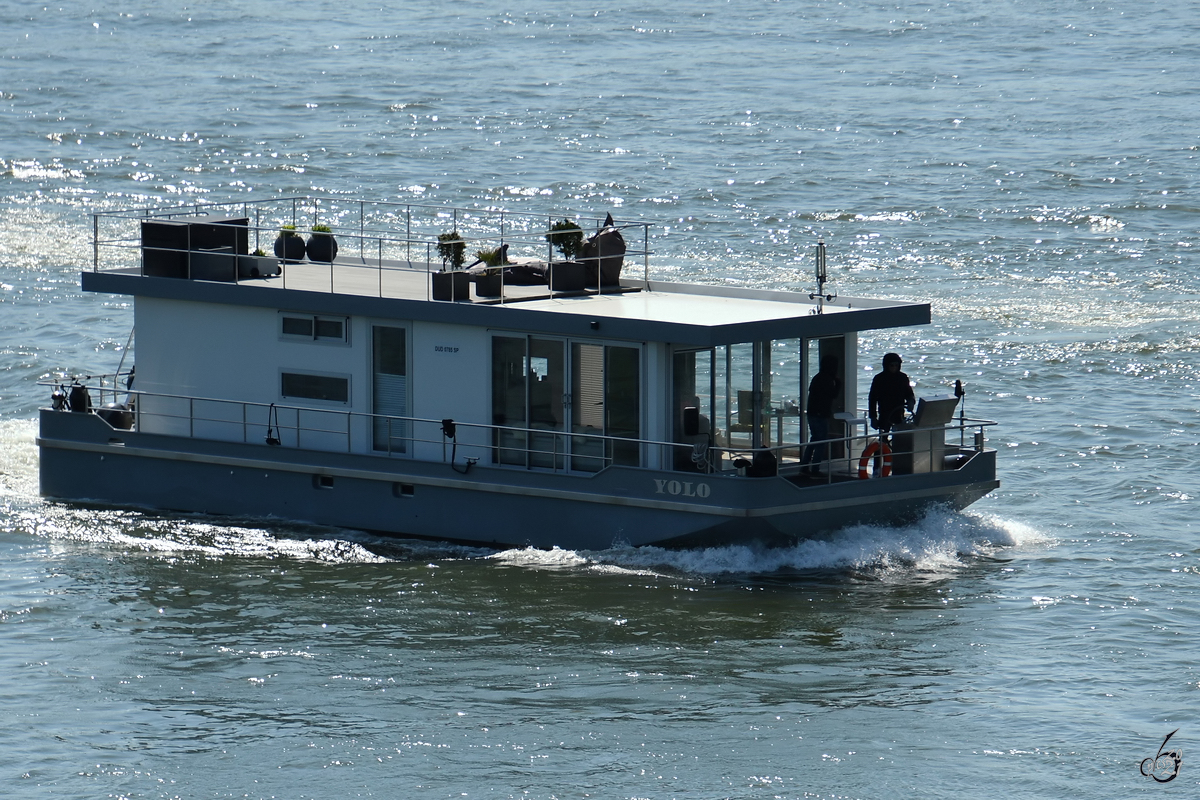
[39,410,998,550]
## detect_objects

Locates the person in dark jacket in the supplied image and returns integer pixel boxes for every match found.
[868,352,915,433]
[801,356,840,475]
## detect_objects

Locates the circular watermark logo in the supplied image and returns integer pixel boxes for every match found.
[1141,729,1182,784]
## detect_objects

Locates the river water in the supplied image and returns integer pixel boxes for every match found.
[2,1,1198,797]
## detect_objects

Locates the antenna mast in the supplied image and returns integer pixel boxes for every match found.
[809,239,836,314]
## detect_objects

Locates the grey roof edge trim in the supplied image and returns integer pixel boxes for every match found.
[81,271,931,346]
[624,277,924,311]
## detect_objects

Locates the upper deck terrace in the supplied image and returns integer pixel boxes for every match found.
[84,196,930,346]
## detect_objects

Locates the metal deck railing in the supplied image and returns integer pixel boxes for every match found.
[89,196,654,301]
[40,376,996,481]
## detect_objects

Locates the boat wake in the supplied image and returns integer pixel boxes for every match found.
[489,508,1050,581]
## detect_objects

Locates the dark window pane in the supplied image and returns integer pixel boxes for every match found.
[606,346,640,438]
[282,317,313,337]
[315,318,344,340]
[282,372,349,403]
[373,326,406,375]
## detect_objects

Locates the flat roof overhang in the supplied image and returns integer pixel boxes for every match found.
[82,271,931,347]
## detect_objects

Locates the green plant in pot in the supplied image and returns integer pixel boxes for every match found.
[306,223,338,263]
[546,219,584,261]
[273,224,306,263]
[238,246,281,279]
[473,244,509,298]
[546,220,586,291]
[432,230,469,300]
[436,231,466,271]
[475,244,510,270]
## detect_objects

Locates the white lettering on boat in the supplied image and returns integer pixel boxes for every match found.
[654,479,711,498]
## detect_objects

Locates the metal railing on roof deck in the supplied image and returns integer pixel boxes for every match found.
[90,196,655,293]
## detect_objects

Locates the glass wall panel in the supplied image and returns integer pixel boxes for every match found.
[571,343,605,471]
[725,342,759,449]
[672,349,714,471]
[768,338,802,455]
[529,338,565,469]
[491,336,529,466]
[604,345,641,468]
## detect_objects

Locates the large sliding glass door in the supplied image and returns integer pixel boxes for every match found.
[492,336,641,472]
[492,336,566,468]
[570,342,641,471]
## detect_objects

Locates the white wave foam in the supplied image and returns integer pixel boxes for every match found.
[0,418,39,500]
[487,545,592,569]
[485,545,665,578]
[494,508,1052,580]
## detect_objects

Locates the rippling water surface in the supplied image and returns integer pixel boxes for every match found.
[2,0,1199,797]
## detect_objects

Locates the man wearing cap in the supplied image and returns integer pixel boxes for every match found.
[868,352,915,433]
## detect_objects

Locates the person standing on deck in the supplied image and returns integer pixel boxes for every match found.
[801,356,840,476]
[868,352,915,434]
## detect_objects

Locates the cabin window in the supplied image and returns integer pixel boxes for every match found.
[281,371,350,403]
[280,313,349,343]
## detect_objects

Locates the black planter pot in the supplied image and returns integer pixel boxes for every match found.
[306,233,338,263]
[549,260,586,292]
[431,271,470,301]
[274,234,306,264]
[474,272,503,298]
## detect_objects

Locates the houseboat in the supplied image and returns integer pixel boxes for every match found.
[37,197,998,550]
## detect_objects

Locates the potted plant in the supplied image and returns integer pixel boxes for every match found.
[237,247,281,279]
[273,225,306,263]
[436,230,466,271]
[545,219,586,291]
[546,219,584,260]
[432,230,469,301]
[473,244,508,298]
[306,223,338,263]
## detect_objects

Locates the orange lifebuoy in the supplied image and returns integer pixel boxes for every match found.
[858,440,893,479]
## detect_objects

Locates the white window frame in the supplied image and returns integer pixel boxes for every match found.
[279,312,351,345]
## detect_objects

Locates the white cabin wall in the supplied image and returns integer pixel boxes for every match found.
[409,321,490,462]
[135,298,293,440]
[132,296,672,468]
[135,297,274,400]
[136,297,363,403]
[135,297,370,447]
